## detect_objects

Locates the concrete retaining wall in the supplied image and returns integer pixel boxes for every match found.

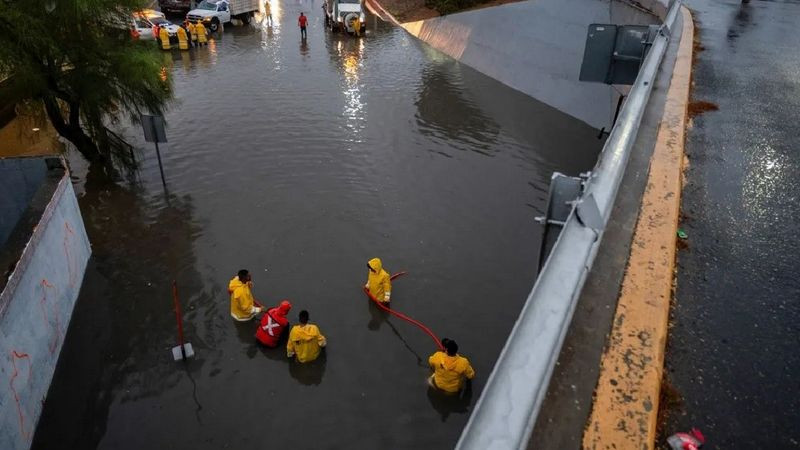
[0,173,90,450]
[394,0,659,129]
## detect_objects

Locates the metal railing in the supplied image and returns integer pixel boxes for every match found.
[455,1,682,449]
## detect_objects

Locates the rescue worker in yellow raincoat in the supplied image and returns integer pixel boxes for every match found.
[187,20,198,46]
[177,26,189,50]
[365,257,391,304]
[428,339,475,393]
[229,269,263,321]
[196,21,208,45]
[159,26,171,50]
[287,310,327,363]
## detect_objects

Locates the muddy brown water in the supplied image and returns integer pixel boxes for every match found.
[32,2,602,448]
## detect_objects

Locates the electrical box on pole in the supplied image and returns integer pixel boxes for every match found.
[579,24,662,86]
[140,114,168,189]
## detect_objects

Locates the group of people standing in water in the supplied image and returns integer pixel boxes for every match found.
[228,258,475,394]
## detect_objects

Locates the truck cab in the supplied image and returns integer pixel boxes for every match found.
[187,0,232,32]
[187,0,259,32]
[325,0,366,35]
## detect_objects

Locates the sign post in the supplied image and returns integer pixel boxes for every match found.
[140,114,168,189]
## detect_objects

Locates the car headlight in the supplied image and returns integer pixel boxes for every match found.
[203,17,212,21]
[337,16,342,22]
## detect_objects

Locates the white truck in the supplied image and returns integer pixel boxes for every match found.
[325,0,366,35]
[187,0,259,32]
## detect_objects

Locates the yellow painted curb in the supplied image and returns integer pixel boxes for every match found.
[583,6,693,450]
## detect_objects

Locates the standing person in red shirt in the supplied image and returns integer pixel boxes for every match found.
[298,12,308,39]
[255,300,292,347]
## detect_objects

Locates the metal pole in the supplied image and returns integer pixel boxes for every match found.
[455,2,682,449]
[173,280,186,360]
[154,141,167,189]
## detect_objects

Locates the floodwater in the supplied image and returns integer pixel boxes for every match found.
[32,1,602,449]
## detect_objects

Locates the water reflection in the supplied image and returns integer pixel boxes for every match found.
[327,35,366,143]
[288,352,327,385]
[300,38,310,58]
[727,1,753,42]
[742,138,786,222]
[426,381,473,422]
[414,64,500,156]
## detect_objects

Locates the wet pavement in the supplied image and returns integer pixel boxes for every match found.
[31,1,603,449]
[663,1,800,448]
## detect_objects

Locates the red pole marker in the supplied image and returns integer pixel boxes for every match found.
[171,280,195,361]
[363,272,445,351]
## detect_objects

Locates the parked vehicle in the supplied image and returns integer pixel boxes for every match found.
[159,0,193,14]
[187,0,259,32]
[131,10,181,41]
[325,0,365,34]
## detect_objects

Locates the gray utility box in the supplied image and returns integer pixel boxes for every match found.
[579,24,661,85]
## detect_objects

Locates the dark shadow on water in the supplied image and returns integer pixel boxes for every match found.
[728,1,754,43]
[426,380,473,423]
[31,161,205,450]
[288,351,327,386]
[233,319,261,358]
[366,296,388,331]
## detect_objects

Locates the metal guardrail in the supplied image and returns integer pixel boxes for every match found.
[455,1,682,449]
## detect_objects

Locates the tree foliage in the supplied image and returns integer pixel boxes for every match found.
[0,0,172,169]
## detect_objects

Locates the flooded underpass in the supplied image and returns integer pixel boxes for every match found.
[32,1,604,448]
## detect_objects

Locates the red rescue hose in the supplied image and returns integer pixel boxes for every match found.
[363,272,445,351]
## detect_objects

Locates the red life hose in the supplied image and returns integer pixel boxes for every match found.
[363,272,445,351]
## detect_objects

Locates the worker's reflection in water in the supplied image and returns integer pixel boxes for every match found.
[427,378,473,422]
[366,298,388,330]
[300,39,309,58]
[289,352,327,385]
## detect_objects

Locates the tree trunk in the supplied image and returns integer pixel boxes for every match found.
[42,96,106,163]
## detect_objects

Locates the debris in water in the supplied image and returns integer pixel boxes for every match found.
[666,428,704,449]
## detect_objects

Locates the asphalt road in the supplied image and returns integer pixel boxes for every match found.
[663,1,800,448]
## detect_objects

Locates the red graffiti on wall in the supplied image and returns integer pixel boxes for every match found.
[9,350,33,441]
[63,221,78,289]
[39,279,62,354]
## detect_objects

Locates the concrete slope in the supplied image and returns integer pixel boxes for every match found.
[401,0,659,130]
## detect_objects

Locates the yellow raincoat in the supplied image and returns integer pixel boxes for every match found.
[229,276,261,321]
[196,22,208,44]
[428,351,475,393]
[188,22,198,42]
[366,257,391,303]
[177,27,189,50]
[159,27,171,50]
[287,324,327,363]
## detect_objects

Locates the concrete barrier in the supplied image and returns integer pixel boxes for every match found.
[398,0,659,129]
[0,161,90,450]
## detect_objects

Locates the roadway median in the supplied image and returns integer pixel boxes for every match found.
[583,5,694,450]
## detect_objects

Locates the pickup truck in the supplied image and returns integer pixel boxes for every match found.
[186,0,259,32]
[132,10,181,41]
[325,0,366,35]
